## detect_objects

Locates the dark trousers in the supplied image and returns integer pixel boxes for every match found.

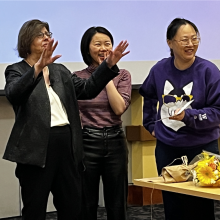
[15,125,82,220]
[82,126,128,220]
[156,139,219,220]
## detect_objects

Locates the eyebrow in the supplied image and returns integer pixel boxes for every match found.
[181,35,197,38]
[94,40,111,42]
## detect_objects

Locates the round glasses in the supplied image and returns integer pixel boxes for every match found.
[174,37,200,46]
[37,31,53,39]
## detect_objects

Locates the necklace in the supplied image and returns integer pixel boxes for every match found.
[24,59,33,67]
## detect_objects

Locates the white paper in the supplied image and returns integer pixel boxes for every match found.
[155,100,194,122]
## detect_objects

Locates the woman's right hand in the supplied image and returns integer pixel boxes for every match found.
[152,130,155,137]
[34,38,61,77]
[106,40,129,68]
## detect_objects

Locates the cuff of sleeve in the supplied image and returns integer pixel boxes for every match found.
[32,65,43,83]
[181,108,197,127]
[181,109,190,123]
[148,124,155,134]
[92,61,119,89]
[104,59,120,74]
[111,64,119,73]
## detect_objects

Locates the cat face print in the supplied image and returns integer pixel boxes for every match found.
[160,80,193,131]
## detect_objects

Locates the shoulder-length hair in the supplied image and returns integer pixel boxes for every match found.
[17,19,50,58]
[81,26,114,66]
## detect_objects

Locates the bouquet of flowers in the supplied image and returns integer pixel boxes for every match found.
[191,151,220,186]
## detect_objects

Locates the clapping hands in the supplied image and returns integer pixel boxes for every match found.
[98,40,129,68]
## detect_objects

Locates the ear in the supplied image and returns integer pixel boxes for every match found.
[183,82,193,94]
[164,80,174,95]
[167,39,172,49]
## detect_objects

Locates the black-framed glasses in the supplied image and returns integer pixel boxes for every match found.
[174,37,200,46]
[37,31,53,38]
[162,94,193,104]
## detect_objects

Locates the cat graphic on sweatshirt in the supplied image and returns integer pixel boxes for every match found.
[160,80,193,131]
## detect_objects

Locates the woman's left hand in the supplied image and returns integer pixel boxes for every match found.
[106,40,129,68]
[34,38,61,76]
[169,108,185,121]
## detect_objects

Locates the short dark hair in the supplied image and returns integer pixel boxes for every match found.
[167,18,200,56]
[17,19,50,58]
[80,26,114,66]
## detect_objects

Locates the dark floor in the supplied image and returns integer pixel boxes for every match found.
[2,200,220,220]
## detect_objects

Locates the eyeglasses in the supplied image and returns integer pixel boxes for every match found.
[174,37,200,46]
[162,94,193,104]
[37,31,53,38]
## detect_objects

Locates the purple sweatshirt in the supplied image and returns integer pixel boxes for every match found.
[139,56,220,147]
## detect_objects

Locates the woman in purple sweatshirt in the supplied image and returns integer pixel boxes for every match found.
[139,18,220,220]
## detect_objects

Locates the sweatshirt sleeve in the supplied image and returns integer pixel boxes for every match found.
[182,69,220,130]
[139,68,158,134]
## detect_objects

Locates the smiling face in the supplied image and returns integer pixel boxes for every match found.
[167,24,199,69]
[30,27,51,58]
[89,33,113,67]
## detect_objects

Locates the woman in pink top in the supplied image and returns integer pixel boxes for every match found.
[74,26,132,220]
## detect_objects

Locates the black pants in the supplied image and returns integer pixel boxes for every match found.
[156,139,219,220]
[82,126,128,220]
[15,125,82,220]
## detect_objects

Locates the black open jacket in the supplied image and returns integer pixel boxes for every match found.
[3,60,119,168]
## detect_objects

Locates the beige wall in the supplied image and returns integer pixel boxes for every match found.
[1,59,220,90]
[121,106,132,183]
[0,97,19,218]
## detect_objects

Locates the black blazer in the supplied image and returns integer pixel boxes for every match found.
[3,60,119,167]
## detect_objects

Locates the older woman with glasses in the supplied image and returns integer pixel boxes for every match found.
[139,18,220,220]
[3,19,129,220]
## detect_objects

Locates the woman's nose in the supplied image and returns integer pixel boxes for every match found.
[44,34,49,40]
[187,39,194,46]
[100,45,107,51]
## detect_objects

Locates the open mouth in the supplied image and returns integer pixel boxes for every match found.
[98,54,105,60]
[184,48,194,55]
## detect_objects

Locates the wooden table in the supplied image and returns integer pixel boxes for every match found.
[134,177,220,200]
